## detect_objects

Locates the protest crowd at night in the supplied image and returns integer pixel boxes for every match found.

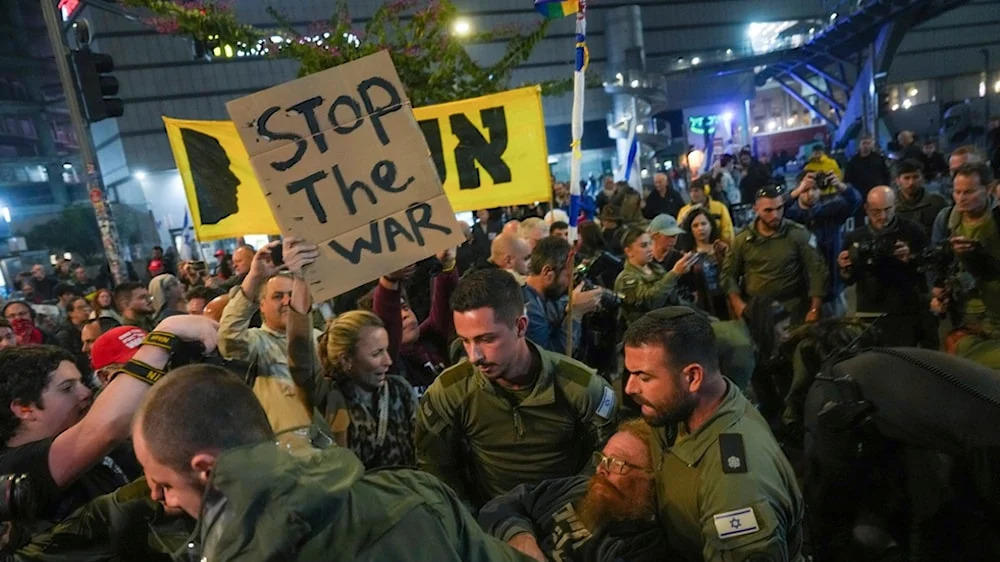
[1,0,1000,560]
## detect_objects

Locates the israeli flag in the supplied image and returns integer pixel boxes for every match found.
[620,118,638,183]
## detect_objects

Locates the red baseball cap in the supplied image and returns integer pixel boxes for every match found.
[214,249,225,257]
[91,326,147,370]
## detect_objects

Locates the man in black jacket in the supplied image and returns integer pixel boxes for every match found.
[479,419,664,562]
[643,173,684,219]
[838,186,928,346]
[738,148,772,205]
[844,133,891,202]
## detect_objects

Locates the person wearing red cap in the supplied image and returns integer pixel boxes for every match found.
[0,314,218,523]
[90,325,148,388]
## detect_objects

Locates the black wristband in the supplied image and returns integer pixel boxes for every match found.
[115,359,165,386]
[143,331,181,353]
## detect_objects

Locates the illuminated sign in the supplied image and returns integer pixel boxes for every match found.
[688,115,720,136]
[58,0,81,21]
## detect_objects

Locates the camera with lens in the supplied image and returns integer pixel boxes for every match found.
[577,277,623,310]
[169,341,255,382]
[813,172,831,191]
[917,241,955,277]
[573,251,624,290]
[0,473,35,522]
[847,235,899,269]
[573,252,625,311]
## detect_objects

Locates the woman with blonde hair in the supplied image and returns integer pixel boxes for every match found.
[285,239,418,469]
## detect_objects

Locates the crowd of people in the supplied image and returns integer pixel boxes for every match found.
[0,132,998,561]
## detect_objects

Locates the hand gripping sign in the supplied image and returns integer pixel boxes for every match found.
[226,51,465,302]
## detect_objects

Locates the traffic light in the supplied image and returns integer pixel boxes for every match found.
[70,48,124,123]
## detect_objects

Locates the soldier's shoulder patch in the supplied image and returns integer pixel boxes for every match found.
[718,433,748,474]
[594,385,616,420]
[437,361,475,389]
[713,506,760,539]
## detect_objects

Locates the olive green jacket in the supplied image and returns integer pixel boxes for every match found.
[614,261,683,327]
[415,342,618,509]
[15,478,193,562]
[195,442,534,561]
[651,380,805,561]
[721,219,828,303]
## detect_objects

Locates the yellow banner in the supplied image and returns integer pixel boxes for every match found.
[163,87,550,237]
[163,117,280,241]
[413,86,550,212]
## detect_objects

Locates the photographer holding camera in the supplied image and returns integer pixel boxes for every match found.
[838,186,929,345]
[787,167,861,317]
[522,236,604,355]
[930,163,1000,331]
[0,314,218,524]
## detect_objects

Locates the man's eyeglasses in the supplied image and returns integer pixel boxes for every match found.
[592,451,651,475]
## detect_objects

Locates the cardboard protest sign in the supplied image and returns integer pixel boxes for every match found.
[414,86,551,212]
[163,117,280,241]
[226,50,465,302]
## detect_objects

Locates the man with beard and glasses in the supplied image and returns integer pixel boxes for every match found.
[416,269,618,510]
[479,419,665,562]
[623,307,804,561]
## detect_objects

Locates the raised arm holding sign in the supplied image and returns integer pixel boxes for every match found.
[227,50,465,302]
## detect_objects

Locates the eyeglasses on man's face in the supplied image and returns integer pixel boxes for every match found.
[592,451,651,475]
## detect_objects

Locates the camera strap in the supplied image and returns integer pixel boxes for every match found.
[142,331,182,354]
[115,358,165,385]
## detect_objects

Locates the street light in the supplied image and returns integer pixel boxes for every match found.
[452,18,472,37]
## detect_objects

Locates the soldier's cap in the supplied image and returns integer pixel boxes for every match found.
[646,306,701,321]
[647,214,684,237]
[91,326,147,370]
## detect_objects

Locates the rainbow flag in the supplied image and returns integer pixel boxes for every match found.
[534,0,577,19]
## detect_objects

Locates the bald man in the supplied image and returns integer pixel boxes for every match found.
[488,233,531,284]
[838,185,929,345]
[502,219,521,237]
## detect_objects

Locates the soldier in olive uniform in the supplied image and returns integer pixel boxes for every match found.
[615,227,699,328]
[416,269,618,510]
[623,307,804,561]
[723,185,828,325]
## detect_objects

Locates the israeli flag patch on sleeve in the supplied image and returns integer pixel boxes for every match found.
[595,386,616,419]
[713,507,760,539]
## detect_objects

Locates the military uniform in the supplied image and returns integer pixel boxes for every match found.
[722,219,828,324]
[416,341,618,509]
[193,441,534,562]
[615,261,683,327]
[651,380,804,561]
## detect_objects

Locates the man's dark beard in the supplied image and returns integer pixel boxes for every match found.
[634,392,697,427]
[577,475,653,531]
[543,282,567,300]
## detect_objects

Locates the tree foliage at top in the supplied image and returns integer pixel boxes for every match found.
[121,0,583,106]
